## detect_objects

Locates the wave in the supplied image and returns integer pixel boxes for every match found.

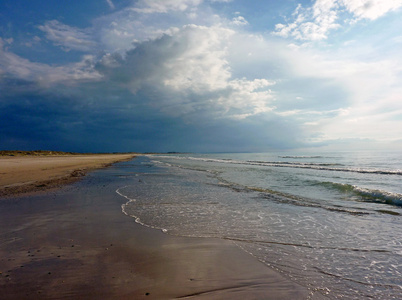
[150,155,402,176]
[247,160,342,167]
[279,155,325,159]
[245,161,402,175]
[245,185,373,215]
[318,182,402,207]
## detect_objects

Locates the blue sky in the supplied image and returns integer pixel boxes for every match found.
[1,0,402,152]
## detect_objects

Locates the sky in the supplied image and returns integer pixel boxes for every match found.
[1,0,402,153]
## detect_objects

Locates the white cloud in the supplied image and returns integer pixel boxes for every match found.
[341,0,402,20]
[95,25,276,119]
[38,20,97,52]
[161,25,233,92]
[95,25,233,94]
[92,1,222,54]
[4,37,14,45]
[131,0,202,14]
[273,0,339,41]
[106,0,115,10]
[273,0,402,41]
[231,16,249,26]
[96,17,141,53]
[224,78,275,118]
[0,42,102,86]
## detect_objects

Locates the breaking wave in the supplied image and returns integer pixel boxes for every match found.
[318,182,402,207]
[151,155,402,176]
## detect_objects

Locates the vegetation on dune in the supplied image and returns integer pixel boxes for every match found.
[0,150,79,156]
[0,150,139,156]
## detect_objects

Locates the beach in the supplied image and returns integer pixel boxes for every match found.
[0,155,310,299]
[0,153,136,197]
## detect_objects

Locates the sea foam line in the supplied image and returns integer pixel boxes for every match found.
[116,186,168,233]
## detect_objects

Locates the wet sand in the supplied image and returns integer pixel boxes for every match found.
[0,158,311,299]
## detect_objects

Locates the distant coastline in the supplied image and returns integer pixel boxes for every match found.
[0,150,138,156]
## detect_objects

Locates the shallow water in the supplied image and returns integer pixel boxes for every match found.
[117,152,402,299]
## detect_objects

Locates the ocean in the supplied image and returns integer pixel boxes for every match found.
[116,151,402,299]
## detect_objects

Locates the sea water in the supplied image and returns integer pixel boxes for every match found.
[117,151,402,299]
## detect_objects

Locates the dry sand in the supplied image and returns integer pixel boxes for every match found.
[0,155,312,299]
[0,154,135,197]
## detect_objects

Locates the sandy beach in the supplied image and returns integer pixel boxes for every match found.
[0,156,311,299]
[0,154,135,197]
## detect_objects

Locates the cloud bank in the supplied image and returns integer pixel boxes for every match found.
[1,0,402,152]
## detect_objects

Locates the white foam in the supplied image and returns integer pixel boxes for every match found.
[116,186,168,233]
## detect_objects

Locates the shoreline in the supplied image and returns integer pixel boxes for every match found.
[0,156,312,299]
[0,154,136,198]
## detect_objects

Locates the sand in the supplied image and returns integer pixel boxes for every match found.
[0,156,313,299]
[0,154,135,197]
